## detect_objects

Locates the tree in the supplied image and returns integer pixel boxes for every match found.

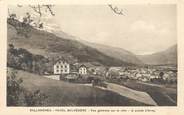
[24,90,48,106]
[9,13,17,20]
[7,69,24,106]
[7,69,48,106]
[159,72,164,79]
[8,5,55,38]
[7,45,51,74]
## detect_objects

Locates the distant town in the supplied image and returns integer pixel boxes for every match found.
[44,56,177,86]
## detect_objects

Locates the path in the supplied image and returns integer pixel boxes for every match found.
[79,82,158,106]
[105,82,158,106]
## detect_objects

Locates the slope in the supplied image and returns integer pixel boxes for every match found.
[7,19,134,66]
[137,45,177,65]
[80,40,143,65]
[8,68,150,106]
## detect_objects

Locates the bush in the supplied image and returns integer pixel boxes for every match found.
[7,69,48,106]
[7,45,49,75]
[7,70,24,106]
[24,90,48,106]
[150,78,165,84]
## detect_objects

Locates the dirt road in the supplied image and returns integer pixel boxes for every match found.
[98,82,157,106]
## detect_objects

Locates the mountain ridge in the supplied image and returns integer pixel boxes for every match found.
[79,40,143,65]
[137,45,177,65]
[43,25,143,65]
[8,19,177,66]
[7,19,135,66]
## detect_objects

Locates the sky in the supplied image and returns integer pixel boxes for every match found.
[9,4,177,55]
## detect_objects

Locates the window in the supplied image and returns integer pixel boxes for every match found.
[64,69,68,72]
[57,65,59,68]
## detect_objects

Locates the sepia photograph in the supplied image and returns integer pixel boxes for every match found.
[7,4,177,106]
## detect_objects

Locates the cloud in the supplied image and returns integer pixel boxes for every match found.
[130,20,156,33]
[129,20,172,37]
[87,32,110,43]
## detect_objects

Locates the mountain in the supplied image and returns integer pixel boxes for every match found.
[80,40,143,65]
[7,19,136,66]
[42,22,143,65]
[137,45,177,65]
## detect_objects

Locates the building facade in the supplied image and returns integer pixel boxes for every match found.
[54,59,70,74]
[79,65,87,75]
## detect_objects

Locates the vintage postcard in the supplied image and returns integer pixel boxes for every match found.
[0,0,184,114]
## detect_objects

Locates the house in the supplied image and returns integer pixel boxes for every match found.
[53,58,70,74]
[135,73,142,79]
[92,66,107,76]
[107,67,122,76]
[137,76,149,82]
[79,64,87,75]
[163,73,170,80]
[109,67,122,72]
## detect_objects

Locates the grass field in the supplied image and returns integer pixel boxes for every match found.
[117,80,177,106]
[8,68,150,106]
